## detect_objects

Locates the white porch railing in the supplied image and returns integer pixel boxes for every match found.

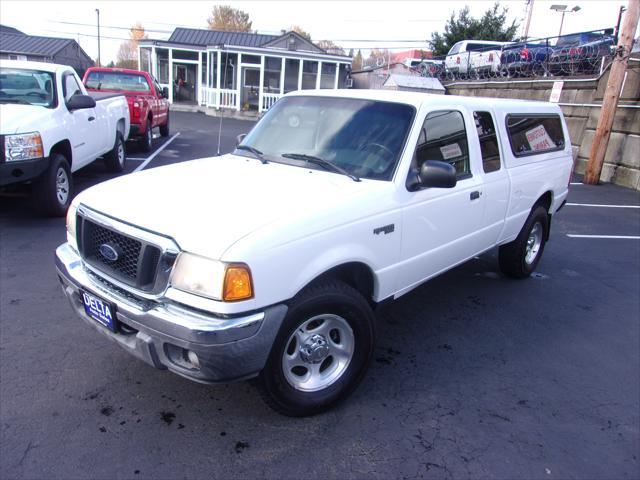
[261,93,283,112]
[199,87,239,110]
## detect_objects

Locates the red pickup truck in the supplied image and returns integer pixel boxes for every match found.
[83,67,170,152]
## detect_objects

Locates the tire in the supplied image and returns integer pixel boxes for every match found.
[258,280,376,417]
[32,153,72,217]
[104,132,126,173]
[139,119,153,152]
[159,114,170,137]
[499,205,549,278]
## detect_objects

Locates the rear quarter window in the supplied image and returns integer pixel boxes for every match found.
[506,115,565,157]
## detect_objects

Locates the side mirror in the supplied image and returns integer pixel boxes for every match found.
[408,160,457,190]
[66,94,96,111]
[236,133,247,147]
[162,87,169,99]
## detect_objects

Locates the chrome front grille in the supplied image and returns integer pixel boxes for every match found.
[76,206,179,296]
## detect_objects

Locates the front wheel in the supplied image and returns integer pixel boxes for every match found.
[32,153,72,217]
[258,280,376,416]
[139,119,153,152]
[159,114,170,137]
[499,206,549,278]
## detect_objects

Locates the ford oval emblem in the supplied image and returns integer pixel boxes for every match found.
[98,244,119,262]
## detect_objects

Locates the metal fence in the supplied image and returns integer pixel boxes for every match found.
[412,28,617,82]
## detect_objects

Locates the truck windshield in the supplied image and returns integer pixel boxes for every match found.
[239,96,415,181]
[0,68,56,108]
[85,71,150,92]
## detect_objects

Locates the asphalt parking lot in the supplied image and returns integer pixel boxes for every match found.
[1,111,638,480]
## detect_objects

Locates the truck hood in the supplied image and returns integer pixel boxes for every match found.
[75,155,377,259]
[0,103,51,135]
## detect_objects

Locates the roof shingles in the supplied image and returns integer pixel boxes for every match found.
[0,32,72,56]
[168,28,278,48]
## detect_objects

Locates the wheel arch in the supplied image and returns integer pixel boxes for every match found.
[48,139,73,168]
[533,190,553,240]
[296,261,377,306]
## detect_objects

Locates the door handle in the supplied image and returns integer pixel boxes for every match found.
[470,191,481,200]
[88,116,95,122]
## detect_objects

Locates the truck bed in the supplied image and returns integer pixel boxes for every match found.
[87,91,126,102]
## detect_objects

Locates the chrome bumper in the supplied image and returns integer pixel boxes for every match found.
[55,242,287,383]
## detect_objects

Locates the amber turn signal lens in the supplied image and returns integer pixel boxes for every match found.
[223,265,253,301]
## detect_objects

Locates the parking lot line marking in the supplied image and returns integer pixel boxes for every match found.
[127,157,146,161]
[566,203,640,209]
[570,182,583,185]
[567,234,640,239]
[133,133,180,173]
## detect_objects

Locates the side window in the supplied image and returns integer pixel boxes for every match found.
[449,42,461,55]
[63,74,81,102]
[415,110,470,178]
[506,115,565,157]
[474,111,501,173]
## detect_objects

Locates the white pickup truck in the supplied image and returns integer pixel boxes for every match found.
[55,90,572,416]
[445,40,511,77]
[0,60,130,216]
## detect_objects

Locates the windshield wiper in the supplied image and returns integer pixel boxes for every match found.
[235,144,268,164]
[0,98,31,105]
[281,153,360,182]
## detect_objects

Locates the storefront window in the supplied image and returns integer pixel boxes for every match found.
[338,63,349,88]
[320,63,336,89]
[264,56,282,93]
[173,50,199,61]
[284,58,300,93]
[139,48,151,73]
[220,53,237,89]
[301,60,318,90]
[156,49,169,84]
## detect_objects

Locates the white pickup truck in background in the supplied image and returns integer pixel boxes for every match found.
[56,90,572,416]
[0,60,130,216]
[445,40,511,77]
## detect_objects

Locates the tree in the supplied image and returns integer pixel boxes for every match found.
[352,49,364,71]
[207,5,252,32]
[316,40,345,56]
[365,48,391,68]
[116,23,148,70]
[290,25,311,41]
[429,2,519,56]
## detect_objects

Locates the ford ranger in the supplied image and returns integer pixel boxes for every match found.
[55,90,572,416]
[0,60,130,216]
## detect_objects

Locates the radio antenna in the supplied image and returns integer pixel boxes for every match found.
[216,51,230,156]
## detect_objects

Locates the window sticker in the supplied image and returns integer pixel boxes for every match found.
[525,125,555,152]
[440,143,462,160]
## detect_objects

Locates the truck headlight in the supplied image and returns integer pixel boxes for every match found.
[170,252,254,302]
[65,201,78,250]
[5,132,44,161]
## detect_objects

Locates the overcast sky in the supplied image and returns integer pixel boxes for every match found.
[0,0,635,63]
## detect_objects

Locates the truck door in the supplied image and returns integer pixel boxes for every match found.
[472,110,510,246]
[397,108,486,295]
[62,72,97,168]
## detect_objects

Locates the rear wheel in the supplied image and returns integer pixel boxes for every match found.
[104,133,126,173]
[258,280,375,417]
[499,206,549,278]
[159,114,170,137]
[33,153,72,217]
[139,119,153,152]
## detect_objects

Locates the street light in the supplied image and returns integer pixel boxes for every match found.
[550,4,581,37]
[95,9,101,66]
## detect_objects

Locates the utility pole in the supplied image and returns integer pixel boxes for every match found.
[584,0,639,184]
[523,0,535,41]
[95,8,101,67]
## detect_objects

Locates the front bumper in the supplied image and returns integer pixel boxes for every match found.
[55,242,287,384]
[0,157,49,187]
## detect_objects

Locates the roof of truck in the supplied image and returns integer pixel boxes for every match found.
[0,59,71,74]
[286,89,562,113]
